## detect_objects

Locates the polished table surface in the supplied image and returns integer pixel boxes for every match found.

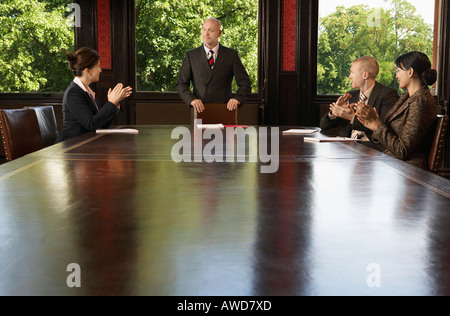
[0,125,449,296]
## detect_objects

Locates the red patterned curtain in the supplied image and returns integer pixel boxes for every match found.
[97,0,112,69]
[282,0,296,72]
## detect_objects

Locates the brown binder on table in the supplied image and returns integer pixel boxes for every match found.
[192,103,238,126]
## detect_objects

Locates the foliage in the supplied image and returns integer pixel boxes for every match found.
[318,0,434,95]
[0,0,74,93]
[135,0,259,92]
[0,0,434,95]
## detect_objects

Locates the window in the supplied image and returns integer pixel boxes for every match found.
[317,0,436,95]
[135,0,259,92]
[0,0,75,93]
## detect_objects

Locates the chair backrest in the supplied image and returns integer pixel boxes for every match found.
[24,106,59,147]
[0,109,44,162]
[192,103,238,125]
[429,114,449,173]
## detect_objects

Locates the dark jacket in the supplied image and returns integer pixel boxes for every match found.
[176,44,251,106]
[56,81,121,142]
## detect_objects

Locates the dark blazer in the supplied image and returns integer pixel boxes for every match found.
[56,81,121,142]
[372,86,438,169]
[176,44,251,106]
[320,82,399,139]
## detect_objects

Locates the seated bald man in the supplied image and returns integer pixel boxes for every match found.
[320,56,399,145]
[176,18,252,113]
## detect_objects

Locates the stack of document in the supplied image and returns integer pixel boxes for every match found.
[282,129,319,135]
[196,124,225,129]
[96,129,140,134]
[304,137,361,143]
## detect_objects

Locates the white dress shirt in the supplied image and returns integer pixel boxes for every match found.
[73,77,98,111]
[204,43,219,64]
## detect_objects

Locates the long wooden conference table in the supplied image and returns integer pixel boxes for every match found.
[0,125,449,296]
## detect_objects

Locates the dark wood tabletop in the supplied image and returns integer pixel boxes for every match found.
[0,125,449,296]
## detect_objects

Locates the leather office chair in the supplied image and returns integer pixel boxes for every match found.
[24,106,59,147]
[0,139,5,158]
[0,109,44,162]
[428,114,449,173]
[192,103,238,125]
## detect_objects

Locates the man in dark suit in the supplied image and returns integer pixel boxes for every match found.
[320,56,399,142]
[176,18,251,113]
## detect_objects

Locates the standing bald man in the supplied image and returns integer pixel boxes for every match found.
[176,18,251,113]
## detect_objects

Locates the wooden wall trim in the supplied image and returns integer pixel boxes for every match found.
[438,0,450,105]
[437,0,450,171]
[262,0,281,125]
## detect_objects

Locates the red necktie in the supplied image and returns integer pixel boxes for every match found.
[208,50,215,69]
[351,93,369,139]
[359,92,368,104]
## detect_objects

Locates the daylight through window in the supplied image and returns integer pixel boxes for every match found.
[0,0,75,93]
[317,0,436,95]
[135,0,259,92]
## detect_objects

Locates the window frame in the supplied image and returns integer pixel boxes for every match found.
[129,0,264,103]
[313,0,443,101]
[1,0,448,117]
[0,0,78,102]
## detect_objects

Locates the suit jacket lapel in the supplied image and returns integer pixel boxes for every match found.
[368,82,381,107]
[197,45,209,65]
[386,93,410,124]
[71,82,98,113]
[86,92,99,113]
[350,90,359,104]
[196,46,212,85]
[206,44,227,84]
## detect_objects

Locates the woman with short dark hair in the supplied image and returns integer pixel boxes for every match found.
[56,47,132,142]
[356,51,439,170]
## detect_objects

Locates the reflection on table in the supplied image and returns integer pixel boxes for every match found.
[0,126,449,296]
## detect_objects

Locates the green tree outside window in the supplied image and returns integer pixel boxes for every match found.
[135,0,259,92]
[0,0,74,93]
[318,0,434,95]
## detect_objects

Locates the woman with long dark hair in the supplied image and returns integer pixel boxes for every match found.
[356,51,439,170]
[56,47,132,142]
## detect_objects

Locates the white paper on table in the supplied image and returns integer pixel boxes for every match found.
[304,137,361,143]
[196,124,225,129]
[96,129,140,134]
[282,129,319,135]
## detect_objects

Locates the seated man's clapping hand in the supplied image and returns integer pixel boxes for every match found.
[330,102,355,121]
[108,84,133,107]
[336,93,352,107]
[355,103,382,132]
[329,93,355,121]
